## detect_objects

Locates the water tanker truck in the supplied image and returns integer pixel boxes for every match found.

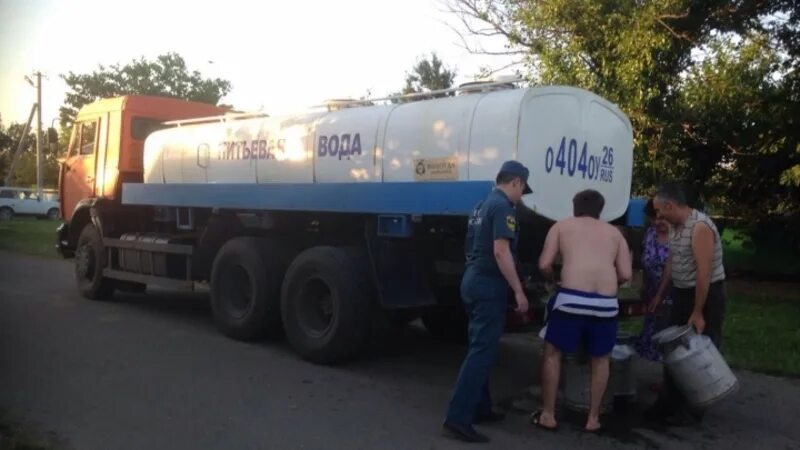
[55,80,642,363]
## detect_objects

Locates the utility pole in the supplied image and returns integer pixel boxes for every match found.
[3,104,36,187]
[24,71,43,198]
[35,71,43,199]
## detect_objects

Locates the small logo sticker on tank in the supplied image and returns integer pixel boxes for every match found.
[413,156,458,181]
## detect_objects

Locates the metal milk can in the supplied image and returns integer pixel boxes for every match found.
[654,325,739,408]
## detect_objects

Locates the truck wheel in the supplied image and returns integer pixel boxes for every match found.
[75,224,115,300]
[0,207,13,221]
[46,208,60,220]
[422,306,469,344]
[210,237,289,341]
[281,246,373,364]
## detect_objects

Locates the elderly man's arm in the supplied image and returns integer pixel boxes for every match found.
[689,223,715,333]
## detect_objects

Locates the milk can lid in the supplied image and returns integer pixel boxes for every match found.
[653,324,694,345]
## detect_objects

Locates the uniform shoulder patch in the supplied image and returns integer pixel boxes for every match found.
[506,214,517,232]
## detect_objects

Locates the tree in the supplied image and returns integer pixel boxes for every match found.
[444,0,799,219]
[0,119,13,184]
[771,8,800,192]
[677,33,799,217]
[0,121,58,188]
[404,53,457,93]
[393,53,457,102]
[59,52,232,127]
[0,117,12,151]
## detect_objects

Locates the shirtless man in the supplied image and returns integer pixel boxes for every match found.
[531,189,632,433]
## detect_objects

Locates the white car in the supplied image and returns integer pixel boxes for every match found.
[0,187,61,221]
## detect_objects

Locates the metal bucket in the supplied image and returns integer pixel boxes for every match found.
[560,352,615,413]
[560,333,635,413]
[655,326,739,408]
[611,335,637,398]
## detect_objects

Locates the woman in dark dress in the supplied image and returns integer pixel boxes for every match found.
[635,199,672,362]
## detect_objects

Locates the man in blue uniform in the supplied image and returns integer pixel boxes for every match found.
[443,160,532,443]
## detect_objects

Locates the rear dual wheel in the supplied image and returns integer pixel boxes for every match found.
[281,246,374,364]
[210,237,294,341]
[211,241,380,364]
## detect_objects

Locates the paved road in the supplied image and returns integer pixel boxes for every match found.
[1,251,799,450]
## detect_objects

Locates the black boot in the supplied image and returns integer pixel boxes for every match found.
[443,421,491,443]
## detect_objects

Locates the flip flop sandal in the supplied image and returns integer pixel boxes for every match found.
[529,410,558,432]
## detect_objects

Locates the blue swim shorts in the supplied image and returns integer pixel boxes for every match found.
[543,310,618,357]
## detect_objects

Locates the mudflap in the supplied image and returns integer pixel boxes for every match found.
[56,222,74,258]
[365,231,437,310]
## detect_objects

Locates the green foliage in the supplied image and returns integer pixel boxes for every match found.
[0,120,59,188]
[59,52,232,127]
[446,0,799,219]
[0,117,12,150]
[0,118,13,181]
[393,53,457,102]
[782,164,800,186]
[403,52,457,93]
[678,33,798,216]
[719,221,800,278]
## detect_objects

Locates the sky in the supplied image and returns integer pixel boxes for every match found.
[0,0,517,128]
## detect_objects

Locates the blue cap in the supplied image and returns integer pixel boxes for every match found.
[499,160,533,194]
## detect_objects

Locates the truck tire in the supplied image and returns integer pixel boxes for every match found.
[281,246,373,364]
[210,237,289,341]
[46,208,60,220]
[75,224,115,300]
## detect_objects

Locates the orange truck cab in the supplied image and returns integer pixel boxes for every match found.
[56,96,227,256]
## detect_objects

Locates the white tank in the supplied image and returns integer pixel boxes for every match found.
[143,85,633,221]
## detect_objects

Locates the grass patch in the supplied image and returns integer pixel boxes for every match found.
[724,288,800,376]
[0,411,61,449]
[619,317,642,336]
[0,218,59,257]
[618,282,800,376]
